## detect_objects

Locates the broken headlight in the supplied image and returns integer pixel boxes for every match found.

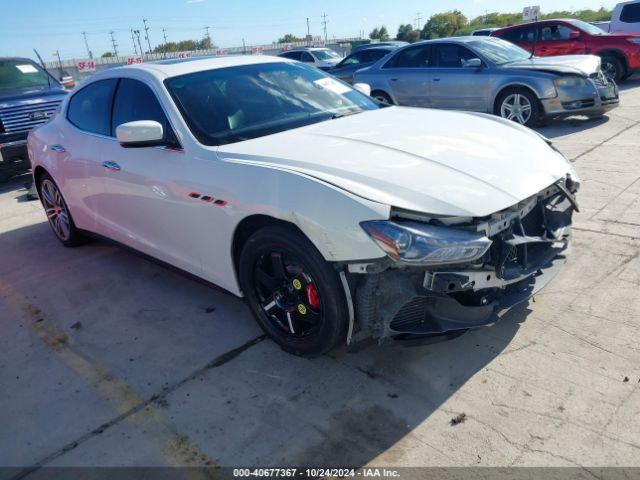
[360,220,492,266]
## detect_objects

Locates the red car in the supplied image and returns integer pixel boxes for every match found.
[492,18,640,82]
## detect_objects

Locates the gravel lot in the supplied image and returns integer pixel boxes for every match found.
[1,78,639,475]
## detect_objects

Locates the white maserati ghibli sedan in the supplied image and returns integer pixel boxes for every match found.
[28,55,579,356]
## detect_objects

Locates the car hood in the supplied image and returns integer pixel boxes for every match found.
[503,54,601,76]
[217,107,571,218]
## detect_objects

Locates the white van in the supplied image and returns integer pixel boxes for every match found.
[611,0,640,34]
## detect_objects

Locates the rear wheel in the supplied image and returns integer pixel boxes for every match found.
[38,172,85,247]
[371,91,393,105]
[601,56,625,83]
[495,88,541,128]
[238,225,349,356]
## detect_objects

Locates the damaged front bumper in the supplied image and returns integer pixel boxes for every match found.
[347,180,576,347]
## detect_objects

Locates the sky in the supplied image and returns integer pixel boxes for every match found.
[0,0,619,61]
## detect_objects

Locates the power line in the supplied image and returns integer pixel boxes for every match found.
[109,30,118,57]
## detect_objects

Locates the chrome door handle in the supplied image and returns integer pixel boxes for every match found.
[102,161,121,171]
[390,78,398,81]
[50,145,66,152]
[433,77,441,82]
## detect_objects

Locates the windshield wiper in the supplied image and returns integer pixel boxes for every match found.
[331,109,363,120]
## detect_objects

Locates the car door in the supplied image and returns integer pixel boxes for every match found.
[429,43,492,112]
[97,77,205,275]
[380,44,432,107]
[62,78,118,235]
[536,22,586,56]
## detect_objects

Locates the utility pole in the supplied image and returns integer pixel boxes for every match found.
[53,50,64,78]
[142,18,152,53]
[162,28,168,57]
[242,38,247,55]
[130,29,138,55]
[133,29,144,56]
[306,17,311,46]
[81,31,93,58]
[415,12,422,30]
[204,26,212,50]
[109,31,118,57]
[321,13,328,43]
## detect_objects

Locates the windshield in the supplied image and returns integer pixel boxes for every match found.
[165,62,379,146]
[567,19,606,35]
[468,38,532,65]
[0,59,52,92]
[312,49,341,61]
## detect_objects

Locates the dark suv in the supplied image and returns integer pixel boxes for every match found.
[492,18,640,82]
[0,58,68,181]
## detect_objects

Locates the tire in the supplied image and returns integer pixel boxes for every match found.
[38,172,85,247]
[371,91,393,105]
[495,88,541,128]
[600,56,625,83]
[238,225,349,357]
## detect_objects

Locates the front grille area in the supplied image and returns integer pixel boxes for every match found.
[590,71,608,87]
[0,100,61,134]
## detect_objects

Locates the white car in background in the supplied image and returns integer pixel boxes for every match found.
[28,56,579,356]
[277,47,342,70]
[611,0,640,33]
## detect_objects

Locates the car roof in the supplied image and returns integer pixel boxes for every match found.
[280,47,331,52]
[94,54,291,79]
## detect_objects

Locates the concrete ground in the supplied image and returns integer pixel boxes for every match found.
[1,78,640,476]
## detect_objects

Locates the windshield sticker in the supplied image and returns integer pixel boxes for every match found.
[314,77,351,95]
[16,64,39,74]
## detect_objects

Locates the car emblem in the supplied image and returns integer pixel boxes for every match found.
[28,111,47,121]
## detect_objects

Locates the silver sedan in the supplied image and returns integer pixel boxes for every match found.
[353,36,619,127]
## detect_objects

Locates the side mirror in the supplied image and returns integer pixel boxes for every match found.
[569,31,581,40]
[462,58,483,69]
[353,83,371,96]
[116,120,165,148]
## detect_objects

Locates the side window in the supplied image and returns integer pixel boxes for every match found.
[341,52,366,66]
[112,79,175,143]
[621,4,640,22]
[281,51,300,60]
[67,79,117,136]
[300,52,315,62]
[540,24,576,41]
[502,25,536,42]
[368,49,390,62]
[433,44,477,68]
[384,45,431,68]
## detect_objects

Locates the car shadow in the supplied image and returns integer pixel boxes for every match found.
[618,75,640,91]
[534,114,610,139]
[0,192,528,468]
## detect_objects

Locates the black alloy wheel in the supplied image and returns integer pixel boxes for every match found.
[238,225,349,356]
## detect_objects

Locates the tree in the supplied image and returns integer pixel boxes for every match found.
[101,51,114,58]
[420,10,468,39]
[370,26,390,41]
[278,34,303,43]
[396,24,420,42]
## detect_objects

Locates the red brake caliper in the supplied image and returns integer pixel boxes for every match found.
[306,283,320,309]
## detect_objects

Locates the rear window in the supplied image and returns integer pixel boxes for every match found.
[67,79,117,136]
[621,3,640,22]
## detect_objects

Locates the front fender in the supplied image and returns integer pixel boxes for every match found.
[491,76,557,107]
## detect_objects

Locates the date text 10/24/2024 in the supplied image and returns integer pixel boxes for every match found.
[233,468,401,478]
